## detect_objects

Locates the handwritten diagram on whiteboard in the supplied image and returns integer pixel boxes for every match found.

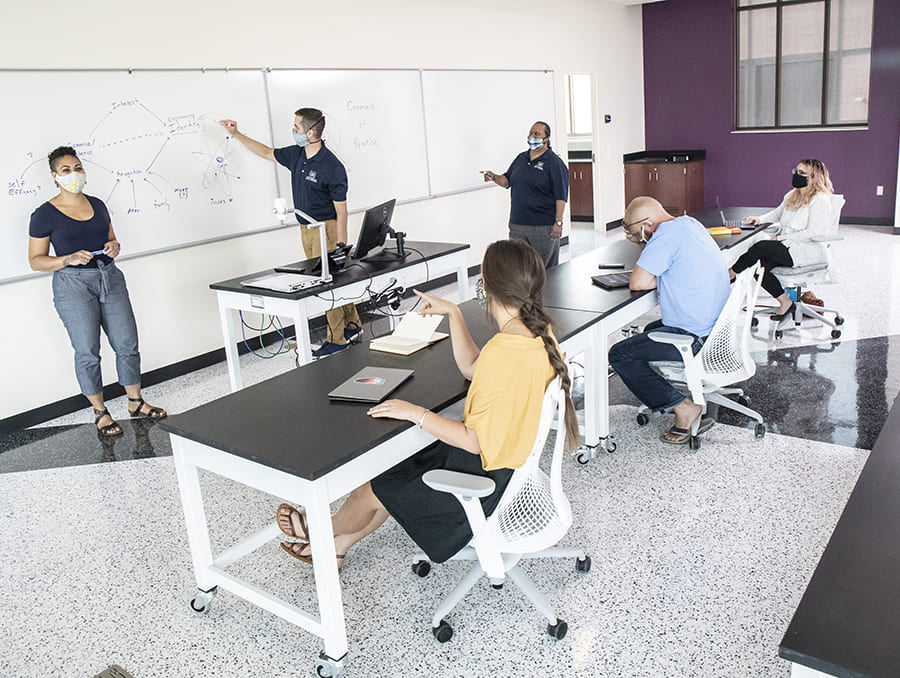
[1,70,276,282]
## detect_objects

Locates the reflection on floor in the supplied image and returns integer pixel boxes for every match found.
[1,222,898,677]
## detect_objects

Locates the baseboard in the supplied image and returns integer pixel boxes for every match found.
[571,216,593,223]
[607,219,623,231]
[0,265,483,434]
[841,216,893,226]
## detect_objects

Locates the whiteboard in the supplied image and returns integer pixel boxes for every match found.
[265,70,430,212]
[422,70,557,196]
[1,70,276,282]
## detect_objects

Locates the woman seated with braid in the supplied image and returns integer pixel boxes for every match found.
[275,239,579,570]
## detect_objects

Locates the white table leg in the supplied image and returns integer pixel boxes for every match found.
[456,262,468,301]
[218,300,243,392]
[306,481,349,665]
[172,437,216,592]
[293,300,313,365]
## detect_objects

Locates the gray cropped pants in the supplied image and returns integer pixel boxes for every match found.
[52,261,141,396]
[508,222,560,269]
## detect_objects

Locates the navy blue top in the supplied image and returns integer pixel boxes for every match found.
[503,148,569,226]
[273,143,348,224]
[28,195,113,268]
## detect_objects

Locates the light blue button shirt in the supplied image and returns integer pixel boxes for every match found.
[636,215,730,337]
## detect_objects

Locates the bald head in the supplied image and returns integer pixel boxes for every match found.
[624,197,672,225]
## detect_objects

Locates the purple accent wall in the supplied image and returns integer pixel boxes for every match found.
[641,0,900,222]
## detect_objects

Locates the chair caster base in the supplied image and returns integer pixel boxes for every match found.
[547,619,568,640]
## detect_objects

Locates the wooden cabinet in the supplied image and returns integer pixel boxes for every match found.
[624,154,704,216]
[569,161,593,220]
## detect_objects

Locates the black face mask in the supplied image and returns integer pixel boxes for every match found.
[792,172,808,189]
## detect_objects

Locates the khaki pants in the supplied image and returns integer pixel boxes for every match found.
[301,219,361,345]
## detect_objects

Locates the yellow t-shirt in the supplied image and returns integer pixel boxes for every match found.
[463,332,557,471]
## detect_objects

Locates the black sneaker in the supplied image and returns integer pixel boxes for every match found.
[312,341,351,358]
[344,322,363,343]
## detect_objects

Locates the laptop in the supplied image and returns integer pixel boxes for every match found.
[328,366,414,403]
[591,270,633,290]
[240,273,321,293]
[716,196,755,230]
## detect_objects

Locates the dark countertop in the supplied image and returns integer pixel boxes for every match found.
[160,299,597,481]
[210,241,469,300]
[779,392,900,677]
[623,149,705,163]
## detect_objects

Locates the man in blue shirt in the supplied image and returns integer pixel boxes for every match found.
[221,108,361,357]
[608,196,731,444]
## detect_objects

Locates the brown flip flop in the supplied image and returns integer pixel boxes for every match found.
[276,503,310,541]
[280,541,345,571]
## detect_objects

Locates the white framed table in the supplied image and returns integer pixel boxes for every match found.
[210,241,469,391]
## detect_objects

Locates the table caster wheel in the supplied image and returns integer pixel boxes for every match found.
[433,620,453,643]
[755,423,766,438]
[412,560,431,577]
[605,440,617,453]
[575,450,591,465]
[547,619,568,640]
[315,651,346,677]
[190,586,217,615]
[575,555,591,572]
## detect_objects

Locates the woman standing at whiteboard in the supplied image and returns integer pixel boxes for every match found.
[482,121,569,268]
[27,146,166,438]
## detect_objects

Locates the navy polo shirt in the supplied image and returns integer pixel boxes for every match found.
[273,142,348,224]
[28,195,113,268]
[503,148,569,226]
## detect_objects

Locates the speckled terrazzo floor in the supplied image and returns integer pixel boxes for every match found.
[0,407,868,678]
[1,223,898,677]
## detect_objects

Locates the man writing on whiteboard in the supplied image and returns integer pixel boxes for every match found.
[220,108,362,358]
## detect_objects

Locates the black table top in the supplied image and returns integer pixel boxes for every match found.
[542,248,655,315]
[779,393,900,678]
[160,299,597,480]
[691,207,771,251]
[209,241,469,300]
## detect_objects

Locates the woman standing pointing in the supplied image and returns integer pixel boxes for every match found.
[482,121,569,268]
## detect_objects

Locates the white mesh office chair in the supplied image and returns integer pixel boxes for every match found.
[411,377,590,642]
[753,193,846,339]
[636,265,766,449]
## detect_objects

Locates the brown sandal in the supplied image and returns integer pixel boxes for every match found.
[128,396,166,419]
[94,409,123,438]
[276,503,309,541]
[280,541,345,571]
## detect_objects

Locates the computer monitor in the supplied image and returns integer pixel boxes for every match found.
[354,198,407,262]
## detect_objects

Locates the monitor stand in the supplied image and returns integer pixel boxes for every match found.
[360,232,409,263]
[361,246,409,264]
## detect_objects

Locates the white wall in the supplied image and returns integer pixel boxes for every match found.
[0,0,645,420]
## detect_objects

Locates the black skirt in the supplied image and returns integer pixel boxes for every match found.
[371,440,513,563]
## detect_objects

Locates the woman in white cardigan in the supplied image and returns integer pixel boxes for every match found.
[729,158,835,320]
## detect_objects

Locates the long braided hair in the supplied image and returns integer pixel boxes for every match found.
[481,239,579,448]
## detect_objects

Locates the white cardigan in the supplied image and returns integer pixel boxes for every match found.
[759,191,833,267]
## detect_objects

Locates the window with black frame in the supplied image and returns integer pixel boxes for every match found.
[735,0,873,130]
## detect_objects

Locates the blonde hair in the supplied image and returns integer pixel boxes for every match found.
[785,158,834,210]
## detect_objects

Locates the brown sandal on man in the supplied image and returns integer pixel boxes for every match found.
[94,409,123,438]
[128,396,167,419]
[276,503,309,541]
[279,541,346,571]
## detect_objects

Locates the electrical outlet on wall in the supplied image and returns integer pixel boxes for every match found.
[876,185,884,196]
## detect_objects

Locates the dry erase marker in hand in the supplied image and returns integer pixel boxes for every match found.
[91,248,109,256]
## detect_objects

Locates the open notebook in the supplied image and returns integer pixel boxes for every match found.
[369,312,448,355]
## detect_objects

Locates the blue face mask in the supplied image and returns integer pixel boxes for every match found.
[527,136,544,150]
[293,129,310,148]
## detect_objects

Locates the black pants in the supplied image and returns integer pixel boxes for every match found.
[732,240,794,298]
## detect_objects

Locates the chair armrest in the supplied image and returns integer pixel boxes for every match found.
[811,235,843,243]
[423,469,495,498]
[647,331,695,349]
